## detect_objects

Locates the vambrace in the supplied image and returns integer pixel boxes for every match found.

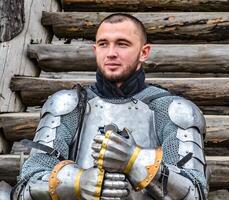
[14,161,104,200]
[146,164,202,200]
[143,98,207,199]
[127,98,207,199]
[30,89,80,157]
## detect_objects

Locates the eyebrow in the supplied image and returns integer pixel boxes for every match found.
[96,38,132,44]
[96,39,107,44]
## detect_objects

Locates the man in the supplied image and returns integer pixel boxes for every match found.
[12,13,208,200]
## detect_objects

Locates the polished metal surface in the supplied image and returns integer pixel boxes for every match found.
[178,139,205,174]
[56,164,79,200]
[29,181,51,200]
[23,183,34,200]
[36,114,61,131]
[41,89,79,117]
[176,128,203,147]
[149,165,199,200]
[33,127,56,148]
[128,149,156,187]
[168,99,206,134]
[76,97,157,169]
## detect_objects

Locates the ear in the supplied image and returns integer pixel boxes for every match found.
[139,44,151,62]
[92,44,96,55]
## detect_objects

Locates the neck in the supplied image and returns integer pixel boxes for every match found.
[92,67,146,98]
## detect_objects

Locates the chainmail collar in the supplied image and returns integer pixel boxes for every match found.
[91,67,146,99]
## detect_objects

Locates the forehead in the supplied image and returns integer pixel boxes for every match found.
[96,20,142,41]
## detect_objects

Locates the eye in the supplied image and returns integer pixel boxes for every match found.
[98,42,107,47]
[118,42,128,47]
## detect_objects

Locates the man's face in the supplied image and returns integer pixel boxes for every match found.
[93,20,150,84]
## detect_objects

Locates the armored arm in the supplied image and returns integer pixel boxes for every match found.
[13,89,81,199]
[13,89,129,200]
[92,98,207,199]
[129,98,207,199]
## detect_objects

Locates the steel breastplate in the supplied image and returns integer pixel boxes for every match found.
[75,96,159,169]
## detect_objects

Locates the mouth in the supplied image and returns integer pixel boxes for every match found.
[104,63,121,70]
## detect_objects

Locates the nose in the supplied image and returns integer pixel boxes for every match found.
[107,45,118,59]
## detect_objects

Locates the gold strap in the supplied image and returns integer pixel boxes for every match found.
[98,131,111,169]
[135,147,163,191]
[124,146,141,174]
[94,168,105,200]
[74,169,84,200]
[49,160,74,200]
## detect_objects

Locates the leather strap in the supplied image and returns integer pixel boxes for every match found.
[177,152,193,168]
[49,160,74,200]
[22,139,65,161]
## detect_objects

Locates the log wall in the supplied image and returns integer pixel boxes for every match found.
[0,0,60,112]
[62,0,229,12]
[0,0,228,198]
[41,12,229,43]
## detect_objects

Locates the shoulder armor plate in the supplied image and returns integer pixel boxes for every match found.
[168,99,206,134]
[41,89,80,117]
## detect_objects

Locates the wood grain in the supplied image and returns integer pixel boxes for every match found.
[28,44,229,73]
[61,0,229,12]
[0,0,60,112]
[10,76,229,106]
[41,12,229,43]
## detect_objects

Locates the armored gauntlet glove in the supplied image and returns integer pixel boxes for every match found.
[92,128,163,191]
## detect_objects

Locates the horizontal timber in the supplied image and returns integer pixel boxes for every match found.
[28,44,229,73]
[41,12,229,43]
[0,155,28,185]
[0,113,228,146]
[61,0,229,12]
[0,113,40,141]
[10,76,229,106]
[0,155,228,189]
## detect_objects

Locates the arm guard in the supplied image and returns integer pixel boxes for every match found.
[13,89,81,200]
[127,98,207,199]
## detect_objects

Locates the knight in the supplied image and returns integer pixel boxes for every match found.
[12,13,208,200]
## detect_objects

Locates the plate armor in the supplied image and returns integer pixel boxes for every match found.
[13,85,207,200]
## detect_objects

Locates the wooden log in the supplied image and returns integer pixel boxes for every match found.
[11,141,31,155]
[0,155,227,187]
[205,147,229,157]
[199,106,229,115]
[205,115,229,143]
[10,76,229,106]
[0,0,60,113]
[61,0,229,12]
[207,156,229,190]
[1,111,229,146]
[41,12,229,43]
[0,155,28,185]
[0,113,40,141]
[208,190,229,200]
[40,71,229,79]
[28,44,229,73]
[0,0,24,42]
[0,130,10,154]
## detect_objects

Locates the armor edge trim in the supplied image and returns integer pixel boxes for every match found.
[135,147,163,191]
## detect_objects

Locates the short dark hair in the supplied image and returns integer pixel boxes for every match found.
[96,13,147,44]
